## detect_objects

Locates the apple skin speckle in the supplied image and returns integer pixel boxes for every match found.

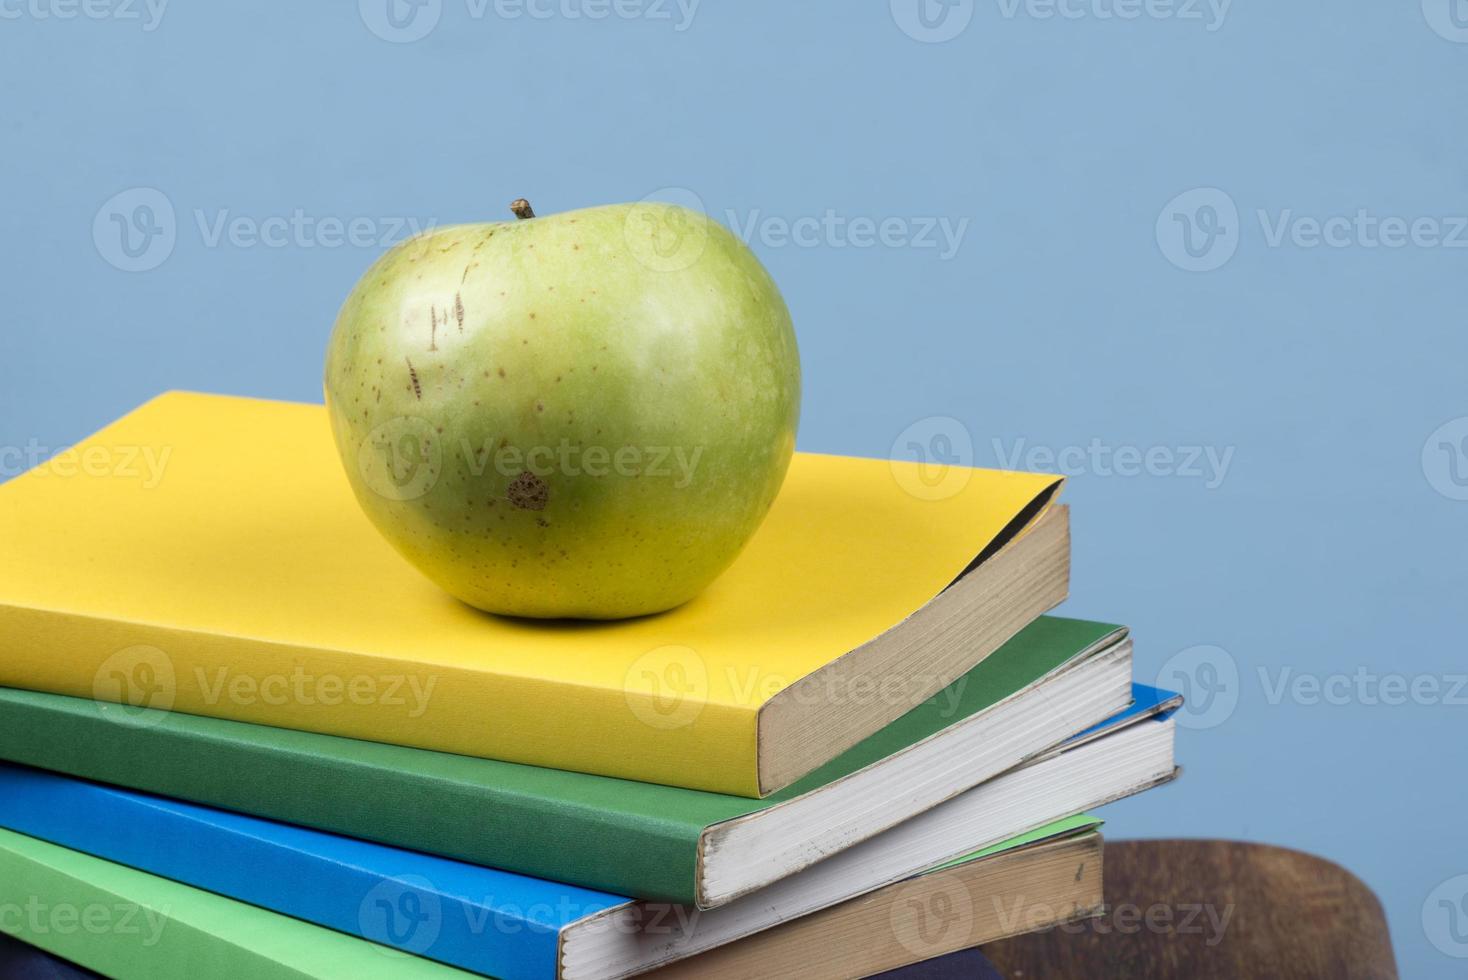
[324,202,800,620]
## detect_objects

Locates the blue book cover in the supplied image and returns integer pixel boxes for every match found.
[1073,682,1183,743]
[0,760,624,980]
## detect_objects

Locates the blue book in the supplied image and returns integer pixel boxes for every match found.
[1075,682,1182,742]
[0,760,621,980]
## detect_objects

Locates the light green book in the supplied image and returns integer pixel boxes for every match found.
[0,827,472,979]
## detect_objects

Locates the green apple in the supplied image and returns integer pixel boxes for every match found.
[324,199,801,619]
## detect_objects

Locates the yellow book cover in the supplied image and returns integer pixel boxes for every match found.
[0,393,1065,797]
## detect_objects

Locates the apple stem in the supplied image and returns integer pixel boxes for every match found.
[510,199,535,220]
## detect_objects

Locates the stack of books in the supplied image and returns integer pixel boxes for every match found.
[0,393,1181,979]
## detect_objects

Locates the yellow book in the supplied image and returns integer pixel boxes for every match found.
[0,393,1066,797]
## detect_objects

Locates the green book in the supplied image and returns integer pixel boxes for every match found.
[0,827,472,979]
[0,616,1131,909]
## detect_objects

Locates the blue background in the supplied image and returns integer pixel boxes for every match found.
[3,2,1465,974]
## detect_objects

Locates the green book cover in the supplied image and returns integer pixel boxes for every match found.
[0,615,1123,907]
[0,827,473,980]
